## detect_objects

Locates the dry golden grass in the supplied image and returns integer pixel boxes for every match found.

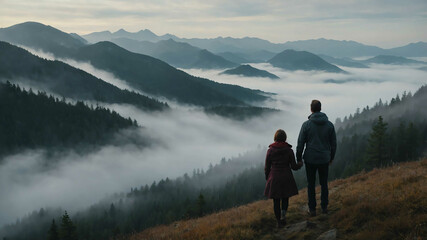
[129,159,427,240]
[330,160,427,239]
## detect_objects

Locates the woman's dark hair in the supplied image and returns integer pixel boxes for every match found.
[274,129,287,142]
[311,100,321,112]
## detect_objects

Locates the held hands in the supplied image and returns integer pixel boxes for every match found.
[297,161,303,169]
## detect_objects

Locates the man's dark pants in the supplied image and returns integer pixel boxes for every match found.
[305,162,329,211]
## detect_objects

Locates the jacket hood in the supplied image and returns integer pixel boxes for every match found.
[269,141,292,148]
[308,112,328,125]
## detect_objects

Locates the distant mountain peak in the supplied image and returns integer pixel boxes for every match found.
[86,41,127,51]
[7,21,54,31]
[268,49,345,73]
[164,38,176,43]
[0,21,85,56]
[162,33,177,38]
[387,41,427,57]
[138,29,155,34]
[405,41,427,46]
[69,33,88,44]
[199,49,210,54]
[15,21,42,26]
[115,28,129,34]
[92,30,112,34]
[221,64,279,79]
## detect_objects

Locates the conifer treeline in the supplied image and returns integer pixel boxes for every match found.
[330,85,427,178]
[0,81,138,158]
[47,212,78,240]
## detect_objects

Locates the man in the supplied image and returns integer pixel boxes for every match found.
[296,100,337,216]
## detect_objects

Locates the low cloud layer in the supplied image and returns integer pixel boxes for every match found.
[187,62,427,122]
[0,55,426,226]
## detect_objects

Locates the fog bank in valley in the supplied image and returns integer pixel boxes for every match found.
[0,50,426,226]
[186,62,426,124]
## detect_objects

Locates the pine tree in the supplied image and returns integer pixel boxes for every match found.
[366,116,388,168]
[197,193,206,217]
[395,94,400,103]
[47,219,59,240]
[112,226,121,240]
[109,203,116,218]
[396,122,407,162]
[59,211,78,240]
[406,122,419,160]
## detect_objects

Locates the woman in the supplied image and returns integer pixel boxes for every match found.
[264,129,302,228]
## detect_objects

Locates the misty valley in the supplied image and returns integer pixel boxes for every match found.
[0,22,426,240]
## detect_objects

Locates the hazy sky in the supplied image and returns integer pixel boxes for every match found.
[1,0,426,48]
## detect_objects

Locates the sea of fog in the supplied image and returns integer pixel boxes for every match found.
[0,52,426,226]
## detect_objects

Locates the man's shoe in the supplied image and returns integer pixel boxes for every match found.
[307,208,316,217]
[280,210,286,221]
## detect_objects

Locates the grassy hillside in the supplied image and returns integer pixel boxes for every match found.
[131,159,427,240]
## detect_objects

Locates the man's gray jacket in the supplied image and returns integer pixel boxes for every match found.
[296,112,337,164]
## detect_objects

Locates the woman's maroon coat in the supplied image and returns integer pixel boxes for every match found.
[264,142,300,199]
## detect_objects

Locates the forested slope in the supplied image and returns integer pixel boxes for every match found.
[0,82,138,158]
[331,85,427,178]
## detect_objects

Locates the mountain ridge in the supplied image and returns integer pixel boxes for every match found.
[83,28,179,43]
[0,22,267,107]
[81,28,427,57]
[109,37,238,69]
[363,55,426,65]
[388,41,427,57]
[71,41,266,106]
[319,54,369,68]
[0,41,168,111]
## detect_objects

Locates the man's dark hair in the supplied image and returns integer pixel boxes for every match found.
[311,100,321,112]
[274,129,287,142]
